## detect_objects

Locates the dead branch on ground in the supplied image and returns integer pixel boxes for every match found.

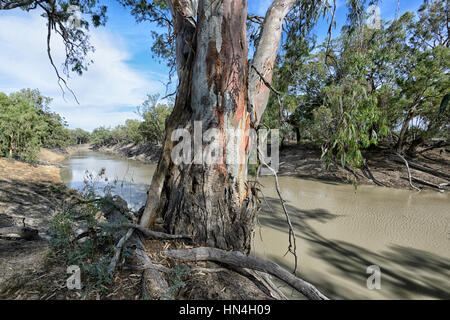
[396,153,421,191]
[163,247,328,300]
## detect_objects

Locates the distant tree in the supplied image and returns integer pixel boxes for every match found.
[71,128,91,145]
[137,94,173,145]
[123,119,144,144]
[89,126,114,146]
[394,0,449,154]
[9,88,73,149]
[0,91,48,161]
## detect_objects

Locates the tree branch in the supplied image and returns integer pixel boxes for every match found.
[396,153,421,191]
[258,146,298,274]
[248,0,296,127]
[163,247,329,300]
[121,223,192,241]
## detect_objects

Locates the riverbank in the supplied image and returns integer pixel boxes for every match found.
[91,140,450,192]
[0,152,75,298]
[92,142,161,163]
[56,149,450,299]
[0,151,157,299]
[277,143,450,191]
[0,149,276,300]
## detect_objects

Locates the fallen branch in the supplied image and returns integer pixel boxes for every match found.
[396,153,421,191]
[391,156,450,180]
[0,226,40,240]
[419,141,448,154]
[107,228,134,274]
[121,223,192,241]
[411,177,444,190]
[163,247,328,300]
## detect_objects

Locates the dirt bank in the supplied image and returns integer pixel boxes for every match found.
[276,143,449,191]
[0,154,74,296]
[93,142,161,163]
[91,140,449,192]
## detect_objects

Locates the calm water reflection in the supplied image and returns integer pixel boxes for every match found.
[60,151,156,210]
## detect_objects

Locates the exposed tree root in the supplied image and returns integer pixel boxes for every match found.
[129,234,169,300]
[162,247,329,300]
[256,271,288,300]
[120,223,192,241]
[107,225,192,274]
[391,155,450,181]
[362,162,386,187]
[396,153,421,191]
[411,177,445,191]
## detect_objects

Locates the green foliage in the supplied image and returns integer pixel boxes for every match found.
[90,94,172,147]
[163,264,190,299]
[89,126,115,146]
[49,169,127,290]
[0,90,47,161]
[72,128,91,145]
[138,94,173,145]
[319,83,385,168]
[272,0,448,167]
[0,89,76,161]
[391,0,449,153]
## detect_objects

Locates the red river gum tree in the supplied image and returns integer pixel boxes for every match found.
[140,0,296,253]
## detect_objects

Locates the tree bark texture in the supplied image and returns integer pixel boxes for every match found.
[140,0,296,253]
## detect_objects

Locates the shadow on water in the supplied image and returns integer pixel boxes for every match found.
[258,198,450,300]
[59,152,450,299]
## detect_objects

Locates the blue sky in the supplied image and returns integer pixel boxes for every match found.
[0,0,424,131]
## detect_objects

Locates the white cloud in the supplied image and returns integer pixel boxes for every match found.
[0,10,167,131]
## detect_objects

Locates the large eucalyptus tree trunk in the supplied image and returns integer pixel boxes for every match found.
[140,0,295,253]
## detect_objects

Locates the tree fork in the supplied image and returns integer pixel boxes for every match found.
[140,0,297,253]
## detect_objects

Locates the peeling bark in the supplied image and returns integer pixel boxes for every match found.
[142,0,257,253]
[247,0,296,127]
[140,0,296,253]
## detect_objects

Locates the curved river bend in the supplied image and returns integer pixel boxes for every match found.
[60,151,450,300]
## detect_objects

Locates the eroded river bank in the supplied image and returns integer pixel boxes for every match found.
[58,150,450,300]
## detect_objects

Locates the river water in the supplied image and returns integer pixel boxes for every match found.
[60,151,450,300]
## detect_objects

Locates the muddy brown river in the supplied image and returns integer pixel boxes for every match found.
[60,151,450,300]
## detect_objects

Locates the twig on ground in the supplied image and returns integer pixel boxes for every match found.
[107,228,134,274]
